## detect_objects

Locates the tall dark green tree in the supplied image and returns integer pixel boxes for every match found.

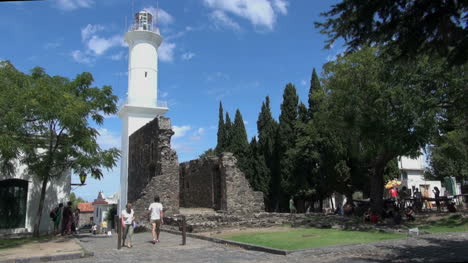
[308,68,322,118]
[0,62,120,236]
[249,137,270,195]
[230,109,252,178]
[224,112,232,152]
[215,102,225,153]
[231,109,249,154]
[256,97,277,210]
[277,83,299,210]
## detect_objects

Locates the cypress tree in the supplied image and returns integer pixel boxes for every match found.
[276,83,299,210]
[216,101,225,153]
[256,96,277,210]
[231,109,249,153]
[308,68,322,119]
[224,112,232,152]
[257,96,277,163]
[249,136,270,194]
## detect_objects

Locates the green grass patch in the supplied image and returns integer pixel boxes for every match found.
[218,227,405,250]
[0,236,52,250]
[413,215,468,233]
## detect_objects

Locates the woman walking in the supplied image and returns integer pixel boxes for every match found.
[121,203,135,248]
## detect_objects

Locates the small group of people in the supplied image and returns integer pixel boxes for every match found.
[388,186,445,212]
[120,195,164,248]
[50,201,80,235]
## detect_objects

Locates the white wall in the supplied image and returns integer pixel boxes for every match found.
[0,160,71,234]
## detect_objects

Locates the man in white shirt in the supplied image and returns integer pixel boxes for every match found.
[147,195,164,244]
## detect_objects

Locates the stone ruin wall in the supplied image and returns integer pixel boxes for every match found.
[180,153,264,214]
[127,116,264,227]
[127,116,180,224]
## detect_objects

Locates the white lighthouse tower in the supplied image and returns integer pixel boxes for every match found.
[118,10,168,213]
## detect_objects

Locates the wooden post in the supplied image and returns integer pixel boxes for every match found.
[115,215,121,250]
[181,215,186,245]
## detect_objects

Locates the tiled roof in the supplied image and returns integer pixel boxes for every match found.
[77,202,94,212]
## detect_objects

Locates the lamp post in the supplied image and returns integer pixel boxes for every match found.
[71,171,87,186]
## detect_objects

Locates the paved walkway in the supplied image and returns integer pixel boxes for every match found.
[58,231,468,263]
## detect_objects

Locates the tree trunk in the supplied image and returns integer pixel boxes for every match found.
[370,165,385,215]
[319,197,323,212]
[33,176,49,237]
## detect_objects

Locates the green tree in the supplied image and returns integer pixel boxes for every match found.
[316,0,468,66]
[230,109,253,179]
[0,62,120,236]
[428,129,468,183]
[70,192,85,210]
[322,47,451,213]
[256,97,277,209]
[224,112,233,152]
[215,102,225,153]
[249,137,270,194]
[308,68,322,118]
[277,83,299,210]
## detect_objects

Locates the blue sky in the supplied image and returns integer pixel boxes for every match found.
[1,0,343,201]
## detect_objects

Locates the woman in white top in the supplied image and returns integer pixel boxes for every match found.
[121,203,135,248]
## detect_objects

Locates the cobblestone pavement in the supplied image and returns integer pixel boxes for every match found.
[58,231,468,263]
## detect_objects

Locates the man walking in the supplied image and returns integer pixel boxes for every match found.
[147,195,164,244]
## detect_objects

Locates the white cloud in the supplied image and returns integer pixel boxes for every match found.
[96,128,120,149]
[87,35,123,55]
[204,0,289,31]
[181,52,196,60]
[81,24,105,41]
[273,0,288,15]
[172,125,191,139]
[143,6,174,25]
[71,50,93,64]
[159,42,176,62]
[197,128,205,135]
[301,80,307,86]
[56,0,94,10]
[210,10,241,31]
[73,24,125,63]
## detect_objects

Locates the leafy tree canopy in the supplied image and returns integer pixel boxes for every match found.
[0,61,120,236]
[316,0,467,66]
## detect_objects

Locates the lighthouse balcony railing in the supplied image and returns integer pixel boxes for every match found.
[120,98,168,109]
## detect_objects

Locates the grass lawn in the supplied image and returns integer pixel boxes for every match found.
[413,214,468,233]
[217,227,405,250]
[0,236,52,250]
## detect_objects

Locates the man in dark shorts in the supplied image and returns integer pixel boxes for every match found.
[147,195,164,244]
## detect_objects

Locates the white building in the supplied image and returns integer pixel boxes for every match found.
[0,159,70,234]
[92,192,119,226]
[398,155,442,198]
[118,10,168,213]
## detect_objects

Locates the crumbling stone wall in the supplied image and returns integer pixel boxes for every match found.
[179,153,264,214]
[179,157,221,209]
[128,116,179,223]
[221,153,264,214]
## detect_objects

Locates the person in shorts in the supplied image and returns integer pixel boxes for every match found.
[147,195,164,244]
[121,203,135,248]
